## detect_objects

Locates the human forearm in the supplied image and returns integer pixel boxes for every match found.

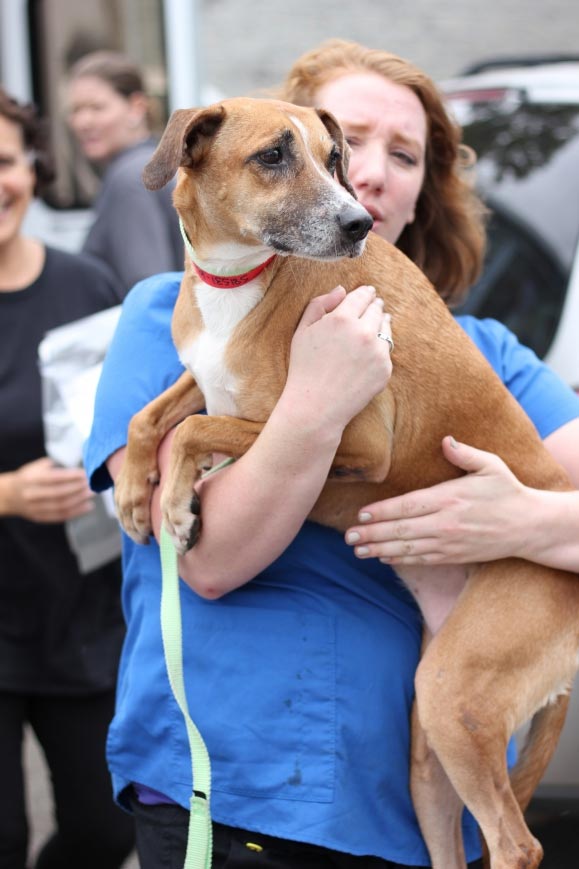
[510,486,579,573]
[346,436,579,573]
[152,394,346,596]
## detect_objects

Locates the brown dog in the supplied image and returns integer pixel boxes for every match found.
[114,97,579,869]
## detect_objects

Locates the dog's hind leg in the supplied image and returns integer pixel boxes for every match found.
[415,654,544,869]
[411,697,468,869]
[413,586,552,869]
[410,629,468,869]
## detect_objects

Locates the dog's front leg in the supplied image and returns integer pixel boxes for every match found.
[115,372,205,544]
[160,414,265,553]
[330,404,394,482]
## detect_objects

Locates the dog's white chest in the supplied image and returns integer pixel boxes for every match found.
[181,331,238,416]
[179,281,262,416]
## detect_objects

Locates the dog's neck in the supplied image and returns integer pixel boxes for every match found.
[179,218,276,289]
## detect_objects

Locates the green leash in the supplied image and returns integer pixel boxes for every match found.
[160,524,213,869]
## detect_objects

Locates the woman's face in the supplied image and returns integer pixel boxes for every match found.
[315,72,427,245]
[67,75,145,164]
[0,115,35,249]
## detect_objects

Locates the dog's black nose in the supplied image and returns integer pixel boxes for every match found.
[337,205,374,243]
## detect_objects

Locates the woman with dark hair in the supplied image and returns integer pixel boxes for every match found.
[0,87,134,869]
[67,51,183,294]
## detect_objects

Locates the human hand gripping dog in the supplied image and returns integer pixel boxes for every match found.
[346,435,579,573]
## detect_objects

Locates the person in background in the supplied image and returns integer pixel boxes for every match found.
[66,50,183,295]
[84,40,579,869]
[0,87,134,869]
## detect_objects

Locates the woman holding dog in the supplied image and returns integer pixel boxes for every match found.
[85,39,579,869]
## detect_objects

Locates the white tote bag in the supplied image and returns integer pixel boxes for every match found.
[38,305,123,573]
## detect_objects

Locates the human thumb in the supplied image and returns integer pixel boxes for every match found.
[442,436,495,475]
[296,285,346,331]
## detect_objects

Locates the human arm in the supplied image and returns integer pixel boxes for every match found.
[0,457,94,523]
[345,422,579,573]
[105,284,394,597]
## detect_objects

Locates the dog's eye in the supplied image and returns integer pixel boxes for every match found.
[258,148,283,166]
[327,147,340,175]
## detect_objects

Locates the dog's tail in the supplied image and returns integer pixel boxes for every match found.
[510,692,570,813]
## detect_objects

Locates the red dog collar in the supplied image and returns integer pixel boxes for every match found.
[192,255,276,289]
[180,218,276,289]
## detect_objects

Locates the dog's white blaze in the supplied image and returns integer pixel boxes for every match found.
[178,279,264,416]
[289,114,354,207]
[180,330,238,416]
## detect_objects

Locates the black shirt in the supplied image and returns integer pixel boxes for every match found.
[0,246,126,695]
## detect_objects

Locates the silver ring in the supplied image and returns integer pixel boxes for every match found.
[377,332,394,353]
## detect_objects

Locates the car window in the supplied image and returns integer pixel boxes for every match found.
[449,98,579,358]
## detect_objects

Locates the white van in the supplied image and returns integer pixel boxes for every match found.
[443,58,579,394]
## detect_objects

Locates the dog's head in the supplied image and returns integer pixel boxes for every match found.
[143,97,373,261]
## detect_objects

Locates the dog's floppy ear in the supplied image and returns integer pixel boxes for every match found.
[142,105,226,190]
[315,108,356,199]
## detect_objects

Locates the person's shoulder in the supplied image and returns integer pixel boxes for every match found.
[456,315,579,431]
[455,315,532,370]
[122,271,184,322]
[455,315,515,346]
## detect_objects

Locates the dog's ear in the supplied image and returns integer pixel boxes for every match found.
[142,105,226,190]
[315,108,356,199]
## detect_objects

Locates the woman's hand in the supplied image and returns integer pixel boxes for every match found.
[280,284,393,437]
[345,436,537,566]
[0,457,94,523]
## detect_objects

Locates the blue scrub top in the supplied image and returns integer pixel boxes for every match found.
[85,273,579,865]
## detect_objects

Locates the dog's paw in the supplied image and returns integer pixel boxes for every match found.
[114,468,158,545]
[161,490,201,555]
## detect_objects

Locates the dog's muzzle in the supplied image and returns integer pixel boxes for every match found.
[337,204,374,244]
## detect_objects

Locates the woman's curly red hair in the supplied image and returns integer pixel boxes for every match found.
[279,39,486,306]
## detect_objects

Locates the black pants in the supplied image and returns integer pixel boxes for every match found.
[0,690,135,869]
[131,798,484,869]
